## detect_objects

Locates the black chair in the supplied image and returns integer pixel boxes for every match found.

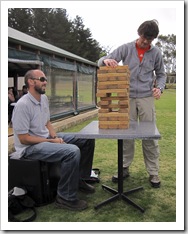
[8,157,61,206]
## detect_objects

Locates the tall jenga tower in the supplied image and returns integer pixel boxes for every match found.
[97,65,130,129]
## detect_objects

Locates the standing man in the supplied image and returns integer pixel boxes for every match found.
[11,69,95,211]
[98,20,166,188]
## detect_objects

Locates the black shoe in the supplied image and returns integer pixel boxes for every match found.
[79,179,95,194]
[55,195,88,211]
[149,175,161,188]
[112,167,130,183]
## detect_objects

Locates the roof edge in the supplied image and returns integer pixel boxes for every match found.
[8,27,97,67]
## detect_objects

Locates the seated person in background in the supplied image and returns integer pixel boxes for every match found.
[19,85,28,97]
[12,86,20,102]
[8,87,15,125]
[11,69,95,211]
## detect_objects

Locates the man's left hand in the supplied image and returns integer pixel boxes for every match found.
[152,88,162,100]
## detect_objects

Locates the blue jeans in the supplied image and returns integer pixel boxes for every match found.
[23,133,95,201]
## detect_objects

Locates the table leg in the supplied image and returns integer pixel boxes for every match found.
[118,139,123,194]
[118,139,145,212]
[94,194,119,209]
[102,184,118,195]
[122,194,145,213]
[94,139,145,213]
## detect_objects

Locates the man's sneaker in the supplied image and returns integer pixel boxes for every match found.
[79,179,95,194]
[112,167,130,183]
[55,195,88,211]
[149,175,161,188]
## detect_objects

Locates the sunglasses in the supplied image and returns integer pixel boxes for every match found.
[31,77,47,82]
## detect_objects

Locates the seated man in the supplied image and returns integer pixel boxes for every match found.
[10,69,95,211]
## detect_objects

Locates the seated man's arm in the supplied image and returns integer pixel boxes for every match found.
[18,132,63,145]
[18,133,50,145]
[46,121,66,143]
[46,120,57,139]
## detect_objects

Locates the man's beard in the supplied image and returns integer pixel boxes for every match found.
[34,85,46,94]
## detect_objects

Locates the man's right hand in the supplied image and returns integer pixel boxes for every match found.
[52,137,66,144]
[103,59,118,67]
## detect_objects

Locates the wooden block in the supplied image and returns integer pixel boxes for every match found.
[99,125,130,129]
[98,112,129,118]
[99,121,129,125]
[101,96,128,101]
[98,100,112,106]
[112,69,130,74]
[97,92,127,98]
[97,73,130,79]
[96,92,108,97]
[97,89,128,94]
[98,84,130,90]
[98,121,130,129]
[98,108,112,113]
[105,117,129,121]
[98,112,129,120]
[116,77,129,81]
[119,108,130,113]
[106,69,130,74]
[118,100,129,105]
[97,81,129,85]
[117,84,129,89]
[118,92,129,97]
[103,104,121,109]
[98,117,108,121]
[98,76,130,82]
[97,65,129,72]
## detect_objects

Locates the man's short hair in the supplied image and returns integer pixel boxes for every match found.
[137,19,159,39]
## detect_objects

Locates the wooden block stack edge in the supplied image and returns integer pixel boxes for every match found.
[97,65,130,129]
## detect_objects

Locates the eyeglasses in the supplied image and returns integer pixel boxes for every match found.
[30,77,47,82]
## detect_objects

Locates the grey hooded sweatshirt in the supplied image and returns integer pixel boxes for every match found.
[98,40,166,98]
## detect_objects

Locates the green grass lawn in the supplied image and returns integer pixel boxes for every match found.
[33,89,176,223]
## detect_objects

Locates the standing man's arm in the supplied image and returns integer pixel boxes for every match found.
[98,44,126,67]
[152,50,167,99]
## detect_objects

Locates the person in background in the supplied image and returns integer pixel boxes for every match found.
[12,86,20,102]
[19,85,28,97]
[11,69,96,211]
[8,87,15,126]
[98,19,166,188]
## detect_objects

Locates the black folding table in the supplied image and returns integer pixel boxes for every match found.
[76,120,161,213]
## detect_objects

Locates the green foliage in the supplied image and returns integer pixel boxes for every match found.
[8,8,105,62]
[155,34,176,74]
[8,8,32,32]
[33,90,176,223]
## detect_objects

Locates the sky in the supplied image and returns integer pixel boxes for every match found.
[3,1,182,52]
[61,1,177,51]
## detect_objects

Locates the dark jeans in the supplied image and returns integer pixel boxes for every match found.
[24,133,95,201]
[57,133,95,180]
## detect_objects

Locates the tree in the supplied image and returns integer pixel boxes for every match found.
[155,34,176,75]
[42,8,74,50]
[69,15,104,61]
[8,8,106,62]
[8,8,33,33]
[29,8,51,40]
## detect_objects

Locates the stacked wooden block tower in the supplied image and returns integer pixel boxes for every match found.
[97,65,130,129]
